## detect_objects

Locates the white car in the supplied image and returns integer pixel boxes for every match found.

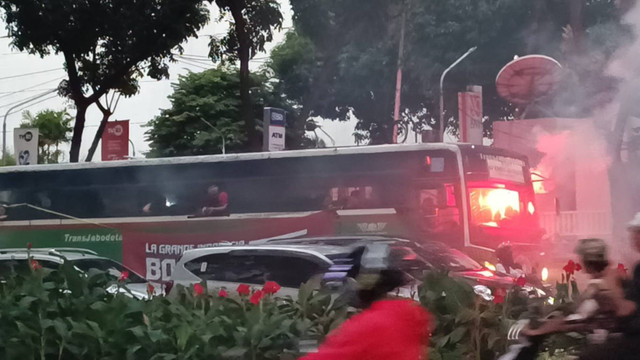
[0,248,160,299]
[169,243,420,299]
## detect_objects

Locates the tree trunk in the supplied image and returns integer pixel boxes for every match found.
[229,3,256,150]
[568,0,585,53]
[85,110,112,161]
[69,102,89,162]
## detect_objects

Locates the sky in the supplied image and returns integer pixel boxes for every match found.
[0,1,360,162]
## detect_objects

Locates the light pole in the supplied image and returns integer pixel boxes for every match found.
[439,46,477,142]
[3,89,58,165]
[128,139,136,158]
[199,117,226,154]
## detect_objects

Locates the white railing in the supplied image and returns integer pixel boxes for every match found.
[539,211,612,238]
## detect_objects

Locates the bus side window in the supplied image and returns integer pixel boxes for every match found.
[419,189,440,216]
[324,185,379,210]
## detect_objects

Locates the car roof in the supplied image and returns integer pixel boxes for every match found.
[0,248,106,261]
[179,244,360,264]
[251,235,412,245]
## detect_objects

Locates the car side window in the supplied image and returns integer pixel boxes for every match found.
[0,259,59,279]
[185,253,328,288]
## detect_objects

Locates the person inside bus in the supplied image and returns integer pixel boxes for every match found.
[142,193,171,216]
[324,187,348,210]
[199,184,229,216]
[346,189,364,209]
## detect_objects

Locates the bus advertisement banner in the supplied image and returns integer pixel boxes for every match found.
[102,120,129,161]
[121,211,335,282]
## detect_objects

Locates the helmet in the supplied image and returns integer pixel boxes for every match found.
[495,242,513,261]
[575,238,607,263]
[628,212,640,230]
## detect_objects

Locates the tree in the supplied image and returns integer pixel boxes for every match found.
[1,0,210,162]
[145,66,309,158]
[20,109,72,163]
[271,0,628,143]
[209,0,283,150]
[0,153,16,166]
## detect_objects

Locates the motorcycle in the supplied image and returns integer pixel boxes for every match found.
[499,302,588,360]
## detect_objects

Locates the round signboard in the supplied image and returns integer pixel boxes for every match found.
[496,55,562,105]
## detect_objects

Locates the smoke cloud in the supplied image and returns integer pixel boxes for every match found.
[532,1,640,263]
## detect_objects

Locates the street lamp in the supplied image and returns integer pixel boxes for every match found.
[199,117,226,154]
[3,89,58,165]
[439,46,477,142]
[305,119,335,148]
[128,139,136,158]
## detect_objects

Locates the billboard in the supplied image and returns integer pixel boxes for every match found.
[263,107,286,151]
[458,85,483,145]
[102,120,129,161]
[13,127,39,165]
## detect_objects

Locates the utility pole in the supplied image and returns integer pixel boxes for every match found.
[392,1,407,144]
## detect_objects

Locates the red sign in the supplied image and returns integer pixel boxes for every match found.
[458,89,483,145]
[102,120,129,161]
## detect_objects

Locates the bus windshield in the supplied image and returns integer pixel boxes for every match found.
[469,187,524,228]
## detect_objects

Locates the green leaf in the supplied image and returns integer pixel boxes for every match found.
[176,323,192,351]
[449,327,467,343]
[18,296,39,308]
[126,345,142,360]
[16,321,39,337]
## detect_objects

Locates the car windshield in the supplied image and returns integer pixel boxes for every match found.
[71,258,146,283]
[415,243,482,272]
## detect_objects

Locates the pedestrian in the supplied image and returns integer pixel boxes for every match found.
[299,269,431,360]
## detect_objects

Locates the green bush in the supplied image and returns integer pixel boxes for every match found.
[0,262,348,360]
[0,260,585,360]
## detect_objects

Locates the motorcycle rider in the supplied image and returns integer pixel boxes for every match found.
[495,242,525,277]
[513,238,635,359]
[625,213,640,320]
[301,244,431,360]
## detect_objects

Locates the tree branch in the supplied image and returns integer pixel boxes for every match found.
[86,58,140,104]
[62,50,86,104]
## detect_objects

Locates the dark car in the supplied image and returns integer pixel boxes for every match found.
[250,235,548,300]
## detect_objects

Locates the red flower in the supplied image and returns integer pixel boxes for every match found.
[119,270,129,282]
[262,281,281,294]
[193,283,204,296]
[250,290,264,305]
[618,263,628,275]
[30,259,42,271]
[563,260,576,275]
[218,289,228,298]
[27,243,32,250]
[493,288,507,304]
[147,283,155,295]
[237,284,251,296]
[516,276,527,287]
[575,263,582,272]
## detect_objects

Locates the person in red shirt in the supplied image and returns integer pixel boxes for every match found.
[300,269,431,360]
[200,184,229,216]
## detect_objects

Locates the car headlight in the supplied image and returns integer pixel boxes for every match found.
[541,267,549,282]
[473,285,494,301]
